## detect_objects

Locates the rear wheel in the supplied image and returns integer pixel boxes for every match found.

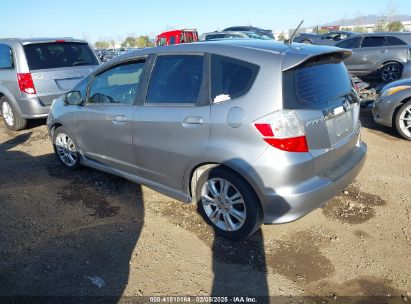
[0,96,27,131]
[196,167,263,240]
[379,62,402,83]
[395,100,411,140]
[52,127,81,169]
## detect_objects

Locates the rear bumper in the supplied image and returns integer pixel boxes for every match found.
[16,96,51,118]
[258,141,367,224]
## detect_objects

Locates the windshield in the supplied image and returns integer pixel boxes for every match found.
[24,42,98,70]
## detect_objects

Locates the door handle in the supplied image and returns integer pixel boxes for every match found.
[112,115,127,125]
[380,49,388,53]
[182,116,203,127]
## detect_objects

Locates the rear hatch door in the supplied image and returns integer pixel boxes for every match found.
[283,52,361,179]
[23,42,99,105]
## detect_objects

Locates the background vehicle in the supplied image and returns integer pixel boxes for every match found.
[373,78,411,140]
[47,40,366,240]
[0,38,99,130]
[156,29,198,46]
[293,30,356,45]
[101,48,128,62]
[335,33,411,83]
[200,31,272,41]
[223,26,274,39]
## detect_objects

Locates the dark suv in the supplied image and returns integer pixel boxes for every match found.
[335,33,411,82]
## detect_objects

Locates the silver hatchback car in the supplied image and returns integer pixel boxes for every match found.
[0,38,99,130]
[47,40,367,240]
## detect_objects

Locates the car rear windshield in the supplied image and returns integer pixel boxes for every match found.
[24,42,98,70]
[283,55,352,109]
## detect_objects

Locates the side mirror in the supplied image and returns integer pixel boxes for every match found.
[64,91,83,105]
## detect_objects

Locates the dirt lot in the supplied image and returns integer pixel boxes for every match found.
[0,108,409,303]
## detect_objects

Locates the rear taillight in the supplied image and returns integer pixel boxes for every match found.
[253,110,308,153]
[17,73,36,94]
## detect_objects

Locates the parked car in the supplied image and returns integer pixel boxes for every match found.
[335,33,411,83]
[102,49,128,62]
[156,29,198,46]
[293,30,356,45]
[200,31,272,41]
[401,62,411,79]
[373,78,411,140]
[223,26,274,39]
[0,38,99,130]
[47,40,366,240]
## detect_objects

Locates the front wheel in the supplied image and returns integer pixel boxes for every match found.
[395,100,411,140]
[52,127,81,168]
[196,167,263,240]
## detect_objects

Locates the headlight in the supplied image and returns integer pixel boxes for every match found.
[381,86,411,97]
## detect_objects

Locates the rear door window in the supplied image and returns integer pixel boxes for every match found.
[335,37,361,49]
[24,42,98,70]
[211,54,259,102]
[360,36,386,48]
[146,55,204,104]
[387,36,407,46]
[0,44,13,69]
[283,56,352,109]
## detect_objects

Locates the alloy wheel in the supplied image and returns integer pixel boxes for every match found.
[201,178,247,232]
[398,104,411,138]
[2,102,14,127]
[55,133,78,167]
[381,64,401,82]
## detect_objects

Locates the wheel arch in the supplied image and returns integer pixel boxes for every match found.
[392,96,411,127]
[0,87,23,116]
[187,162,263,209]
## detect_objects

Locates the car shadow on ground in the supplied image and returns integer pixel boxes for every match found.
[0,133,144,301]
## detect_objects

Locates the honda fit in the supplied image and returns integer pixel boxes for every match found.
[47,40,367,240]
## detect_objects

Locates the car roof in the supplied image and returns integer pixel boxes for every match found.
[0,37,88,45]
[101,39,351,72]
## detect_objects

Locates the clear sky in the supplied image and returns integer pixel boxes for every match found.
[1,0,410,42]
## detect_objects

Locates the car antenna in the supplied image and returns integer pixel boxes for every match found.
[285,20,304,46]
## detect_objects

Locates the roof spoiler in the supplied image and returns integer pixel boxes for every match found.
[281,49,352,71]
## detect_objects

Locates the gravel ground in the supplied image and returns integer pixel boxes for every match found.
[0,108,409,303]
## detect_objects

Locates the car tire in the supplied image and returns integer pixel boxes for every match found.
[301,40,312,44]
[394,99,411,141]
[52,127,81,169]
[196,167,263,240]
[0,96,27,131]
[379,62,403,83]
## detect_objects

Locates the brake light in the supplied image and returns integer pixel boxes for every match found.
[17,73,36,94]
[253,110,308,153]
[55,40,66,43]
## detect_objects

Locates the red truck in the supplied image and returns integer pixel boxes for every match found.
[155,29,199,46]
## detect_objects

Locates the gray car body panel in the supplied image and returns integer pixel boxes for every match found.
[0,38,99,119]
[373,79,411,127]
[48,40,366,224]
[336,33,410,77]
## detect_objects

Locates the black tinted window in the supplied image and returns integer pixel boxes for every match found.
[89,61,145,105]
[335,37,360,49]
[283,58,352,109]
[206,34,225,40]
[387,36,407,46]
[24,42,98,70]
[211,54,259,102]
[0,44,13,69]
[147,55,203,104]
[361,37,386,48]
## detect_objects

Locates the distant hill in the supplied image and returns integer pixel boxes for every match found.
[321,14,411,26]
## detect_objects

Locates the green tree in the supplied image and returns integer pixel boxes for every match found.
[277,31,286,41]
[94,41,110,49]
[374,20,388,32]
[387,21,404,32]
[121,36,138,48]
[136,36,154,48]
